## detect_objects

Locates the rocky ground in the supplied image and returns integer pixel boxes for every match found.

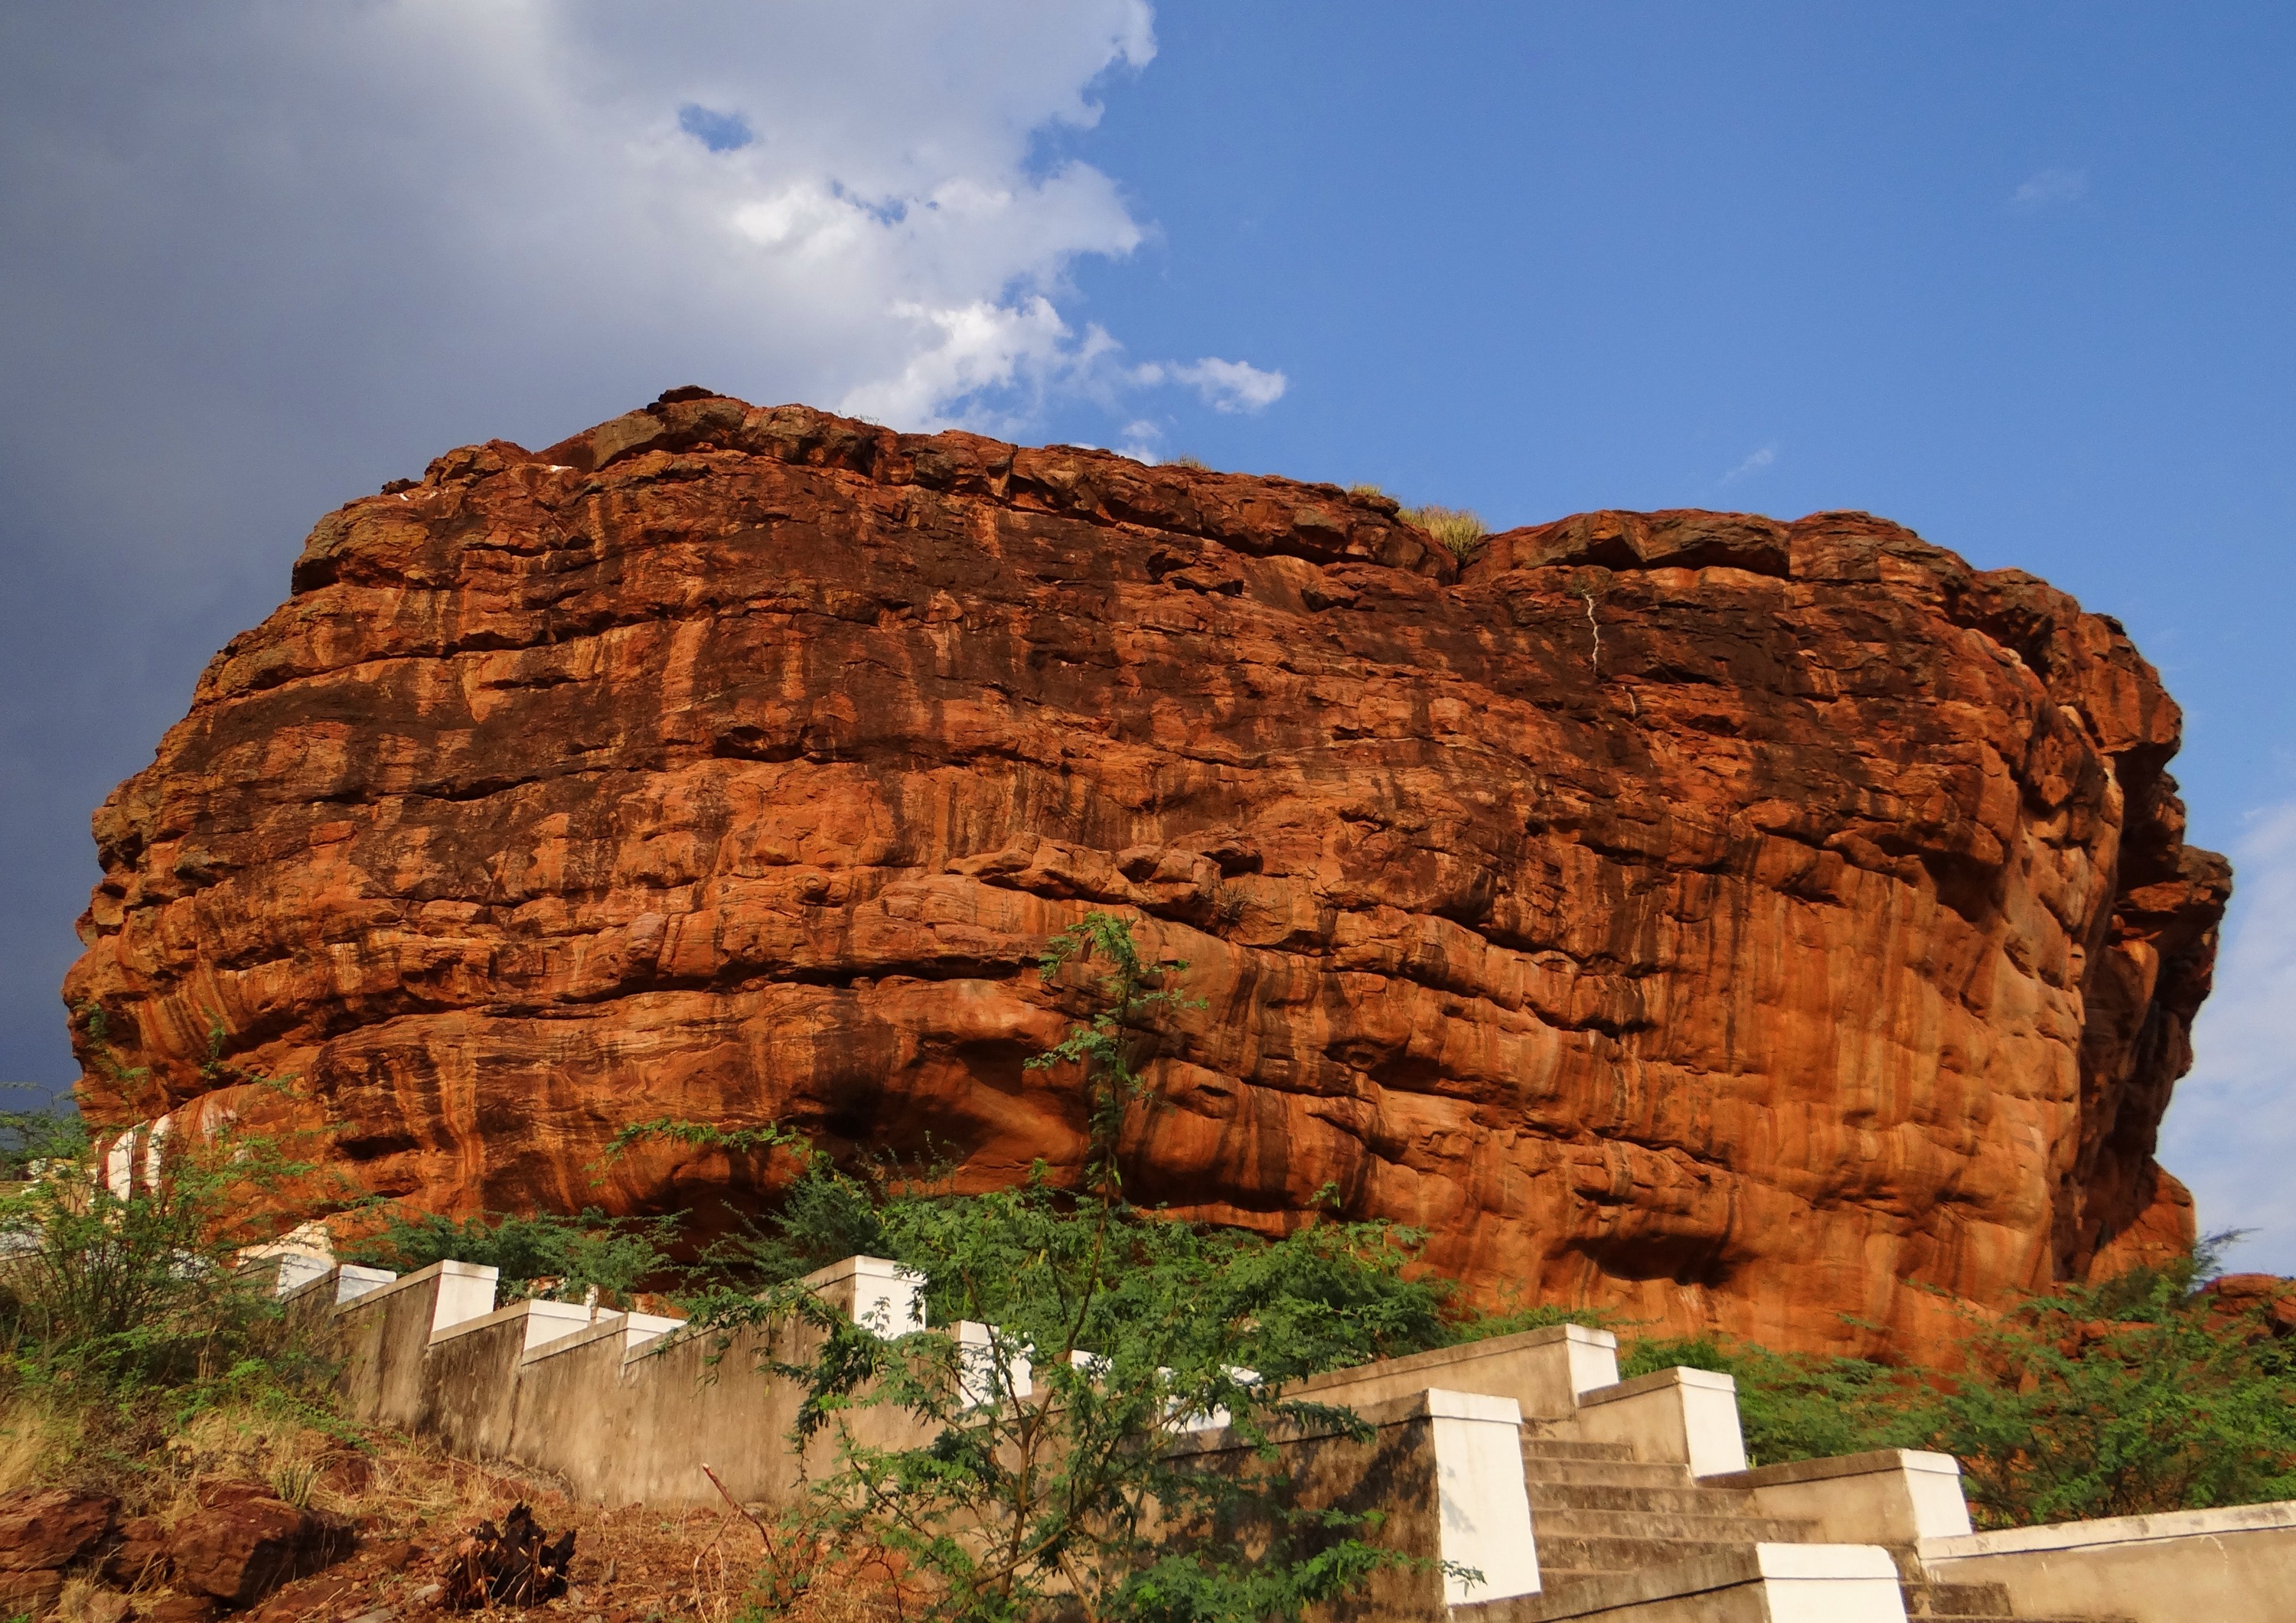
[0,1410,877,1623]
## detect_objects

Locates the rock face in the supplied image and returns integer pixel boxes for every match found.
[65,393,2229,1359]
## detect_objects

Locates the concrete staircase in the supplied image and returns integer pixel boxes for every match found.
[1514,1435,2129,1623]
[274,1256,2281,1622]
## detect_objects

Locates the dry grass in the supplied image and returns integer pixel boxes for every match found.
[0,1396,79,1497]
[1398,504,1489,561]
[1,1393,899,1623]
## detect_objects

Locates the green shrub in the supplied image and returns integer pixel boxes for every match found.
[1619,1335,1924,1468]
[1925,1245,2296,1524]
[341,1206,679,1309]
[0,1084,327,1420]
[1619,1242,2296,1527]
[647,915,1466,1623]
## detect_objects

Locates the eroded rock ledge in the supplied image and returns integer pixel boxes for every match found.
[66,392,2229,1358]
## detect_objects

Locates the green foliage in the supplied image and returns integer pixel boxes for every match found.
[1620,1238,2296,1527]
[1619,1335,1924,1468]
[0,1087,320,1407]
[1925,1242,2296,1525]
[716,1171,1444,1623]
[341,1206,679,1309]
[695,1155,894,1292]
[602,1116,808,1162]
[0,1085,84,1178]
[673,914,1453,1623]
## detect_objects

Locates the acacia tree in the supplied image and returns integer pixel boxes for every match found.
[657,913,1447,1623]
[0,1070,318,1398]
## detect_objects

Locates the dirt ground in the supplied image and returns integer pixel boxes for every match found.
[11,1400,892,1623]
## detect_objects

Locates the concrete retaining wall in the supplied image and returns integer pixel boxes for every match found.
[272,1250,2296,1618]
[1918,1500,2296,1621]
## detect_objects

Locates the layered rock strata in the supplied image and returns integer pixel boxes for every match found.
[65,392,2229,1357]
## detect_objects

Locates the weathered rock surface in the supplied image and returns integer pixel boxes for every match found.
[0,1486,118,1617]
[0,1488,117,1572]
[166,1491,351,1607]
[66,393,2229,1358]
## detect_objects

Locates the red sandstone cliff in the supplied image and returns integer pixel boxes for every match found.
[64,393,2229,1358]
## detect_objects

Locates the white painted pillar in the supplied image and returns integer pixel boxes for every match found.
[1425,1388,1542,1605]
[103,1129,136,1198]
[956,1320,1034,1406]
[1574,1366,1750,1478]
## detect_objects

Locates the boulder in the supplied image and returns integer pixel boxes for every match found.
[100,1517,170,1587]
[0,1488,116,1572]
[165,1498,351,1608]
[66,397,2231,1361]
[2204,1273,2296,1337]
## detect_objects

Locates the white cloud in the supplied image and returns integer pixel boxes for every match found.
[1165,357,1290,414]
[1720,443,1777,484]
[2161,800,2296,1273]
[1130,358,1288,414]
[1116,419,1164,461]
[0,0,1275,463]
[2011,166,2089,210]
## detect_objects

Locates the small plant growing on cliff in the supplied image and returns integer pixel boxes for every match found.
[1397,504,1488,562]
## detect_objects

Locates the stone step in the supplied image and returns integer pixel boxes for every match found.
[1528,1508,1818,1545]
[1899,1579,2134,1623]
[1518,1436,1639,1462]
[1900,1578,2136,1621]
[1517,1458,1711,1490]
[1532,1533,1766,1572]
[1528,1480,1764,1515]
[1531,1559,2135,1623]
[1518,1566,1611,1595]
[1903,1580,2016,1616]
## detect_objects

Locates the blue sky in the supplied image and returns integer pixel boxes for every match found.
[2,2,2291,1264]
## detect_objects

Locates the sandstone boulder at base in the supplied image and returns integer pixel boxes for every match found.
[66,396,2231,1361]
[2206,1273,2296,1337]
[0,1488,117,1572]
[100,1515,171,1588]
[165,1498,352,1608]
[0,1569,64,1615]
